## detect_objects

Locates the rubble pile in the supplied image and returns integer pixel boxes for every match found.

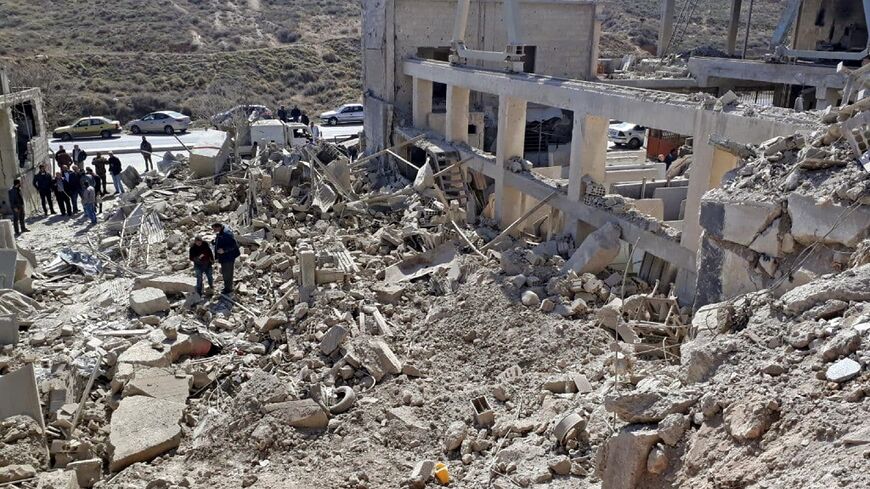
[696,105,870,305]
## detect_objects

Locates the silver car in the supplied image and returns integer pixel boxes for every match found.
[127,111,191,135]
[320,103,364,126]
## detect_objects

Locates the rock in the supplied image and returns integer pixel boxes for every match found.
[646,445,668,475]
[821,329,861,362]
[409,460,434,487]
[265,399,328,429]
[109,396,185,471]
[68,458,102,488]
[372,284,404,304]
[444,421,466,451]
[0,464,36,483]
[596,301,622,329]
[508,274,527,288]
[680,329,725,384]
[255,314,288,332]
[540,298,555,313]
[761,363,785,376]
[134,275,198,295]
[723,400,776,441]
[123,367,190,404]
[548,456,572,475]
[604,390,698,423]
[492,384,510,401]
[129,288,171,316]
[780,265,870,315]
[292,302,309,321]
[521,290,540,307]
[657,413,689,446]
[320,325,348,355]
[561,223,621,274]
[826,358,862,383]
[597,425,660,489]
[386,406,428,431]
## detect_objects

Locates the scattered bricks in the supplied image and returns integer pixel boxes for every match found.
[320,325,348,355]
[372,284,404,304]
[129,288,170,316]
[471,397,495,427]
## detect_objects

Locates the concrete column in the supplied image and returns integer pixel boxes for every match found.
[726,0,743,56]
[658,0,676,56]
[446,85,470,144]
[565,113,608,238]
[494,95,527,226]
[680,112,716,254]
[412,77,433,129]
[815,85,839,110]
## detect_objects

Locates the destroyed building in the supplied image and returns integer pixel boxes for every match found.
[0,1,869,488]
[0,69,49,214]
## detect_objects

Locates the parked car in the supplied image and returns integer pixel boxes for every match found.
[52,116,122,141]
[127,111,191,135]
[608,121,646,150]
[212,105,273,129]
[320,103,364,126]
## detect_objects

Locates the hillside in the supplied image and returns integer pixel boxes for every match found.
[0,0,787,126]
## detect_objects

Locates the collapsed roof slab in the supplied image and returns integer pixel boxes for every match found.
[688,57,847,90]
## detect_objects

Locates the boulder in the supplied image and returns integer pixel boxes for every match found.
[561,222,621,274]
[723,400,777,441]
[521,290,540,307]
[109,396,184,471]
[597,425,661,489]
[129,288,170,316]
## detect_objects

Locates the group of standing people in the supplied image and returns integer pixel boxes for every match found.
[188,223,240,296]
[277,104,320,142]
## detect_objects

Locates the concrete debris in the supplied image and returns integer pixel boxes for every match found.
[108,396,184,471]
[561,222,622,274]
[129,287,171,316]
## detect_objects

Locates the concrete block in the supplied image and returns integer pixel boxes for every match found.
[561,222,622,274]
[129,287,170,316]
[120,165,142,190]
[265,399,328,429]
[372,284,404,304]
[788,193,870,248]
[0,314,18,346]
[0,464,36,483]
[67,458,102,488]
[699,199,780,247]
[0,249,18,289]
[597,425,661,489]
[134,275,197,295]
[123,367,190,404]
[320,325,348,355]
[0,363,45,429]
[371,339,402,375]
[108,396,184,471]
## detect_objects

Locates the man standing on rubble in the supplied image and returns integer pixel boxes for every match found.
[64,165,81,214]
[290,105,301,122]
[54,171,71,216]
[140,136,153,172]
[108,152,124,194]
[33,164,55,216]
[212,223,240,295]
[189,236,215,296]
[92,152,108,194]
[86,168,103,213]
[8,179,28,235]
[81,181,97,225]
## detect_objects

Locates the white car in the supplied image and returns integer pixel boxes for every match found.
[608,122,646,149]
[320,103,364,126]
[127,111,191,135]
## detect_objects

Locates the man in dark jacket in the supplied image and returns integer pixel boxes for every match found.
[54,171,71,216]
[212,223,240,295]
[290,105,301,122]
[8,179,27,235]
[92,153,108,194]
[277,105,288,122]
[64,165,81,214]
[55,146,72,168]
[189,236,215,295]
[140,137,153,172]
[72,145,87,165]
[32,164,55,215]
[108,152,124,194]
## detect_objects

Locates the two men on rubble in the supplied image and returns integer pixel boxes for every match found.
[190,223,240,296]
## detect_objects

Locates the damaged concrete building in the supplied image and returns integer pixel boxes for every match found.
[0,69,49,214]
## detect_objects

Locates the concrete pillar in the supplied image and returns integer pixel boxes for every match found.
[494,95,527,226]
[565,113,608,238]
[680,112,716,254]
[815,85,840,110]
[726,0,743,56]
[412,77,433,129]
[446,85,470,144]
[658,0,676,56]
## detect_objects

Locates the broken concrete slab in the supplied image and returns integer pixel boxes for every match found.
[384,244,460,283]
[134,275,198,295]
[788,193,870,248]
[0,313,18,346]
[597,425,661,489]
[561,222,621,274]
[320,325,348,355]
[0,363,45,429]
[129,287,171,316]
[780,264,870,316]
[604,389,698,423]
[264,399,328,429]
[0,464,36,483]
[67,458,101,488]
[123,367,190,404]
[372,284,405,304]
[386,406,428,430]
[109,396,184,471]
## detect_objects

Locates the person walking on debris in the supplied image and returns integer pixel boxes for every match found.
[92,152,108,194]
[140,136,153,172]
[212,223,240,295]
[64,164,81,214]
[277,105,288,122]
[53,172,71,216]
[81,181,97,225]
[86,168,103,213]
[290,105,301,122]
[108,152,124,194]
[189,235,215,296]
[72,144,88,166]
[8,179,28,235]
[55,146,72,168]
[33,164,55,215]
